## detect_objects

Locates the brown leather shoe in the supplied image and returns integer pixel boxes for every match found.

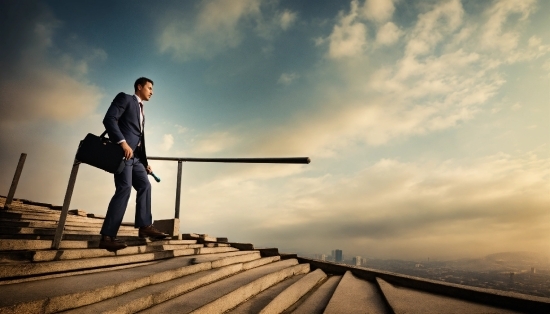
[139,225,168,239]
[99,236,127,252]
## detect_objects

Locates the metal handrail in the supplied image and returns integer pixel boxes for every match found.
[148,157,310,164]
[52,155,310,249]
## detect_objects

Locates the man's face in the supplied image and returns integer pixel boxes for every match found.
[137,82,153,101]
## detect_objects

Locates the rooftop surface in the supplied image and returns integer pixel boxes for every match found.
[0,195,548,313]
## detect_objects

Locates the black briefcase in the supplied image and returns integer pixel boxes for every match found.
[76,131,126,174]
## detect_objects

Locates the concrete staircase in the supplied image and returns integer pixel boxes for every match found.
[1,196,549,313]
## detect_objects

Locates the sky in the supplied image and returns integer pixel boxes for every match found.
[0,0,548,261]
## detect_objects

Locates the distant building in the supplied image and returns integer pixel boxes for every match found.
[352,256,362,266]
[313,254,327,261]
[335,249,343,263]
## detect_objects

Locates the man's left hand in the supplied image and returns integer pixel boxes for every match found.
[146,165,152,174]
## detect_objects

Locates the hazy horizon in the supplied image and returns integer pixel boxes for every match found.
[1,0,548,261]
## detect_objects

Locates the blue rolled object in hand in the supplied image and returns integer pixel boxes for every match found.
[149,172,161,182]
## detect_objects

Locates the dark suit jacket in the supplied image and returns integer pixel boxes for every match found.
[103,92,148,167]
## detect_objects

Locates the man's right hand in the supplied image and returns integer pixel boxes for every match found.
[120,141,133,159]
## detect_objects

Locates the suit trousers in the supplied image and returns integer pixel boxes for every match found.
[100,156,152,237]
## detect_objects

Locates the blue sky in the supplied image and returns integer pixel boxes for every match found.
[0,0,548,260]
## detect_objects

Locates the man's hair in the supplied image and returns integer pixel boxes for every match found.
[134,77,153,91]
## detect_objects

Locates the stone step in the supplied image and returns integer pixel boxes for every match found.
[0,250,172,280]
[1,260,161,286]
[0,219,136,231]
[0,246,238,280]
[195,246,238,254]
[0,234,148,245]
[1,207,97,220]
[204,243,231,248]
[146,239,198,246]
[1,205,64,215]
[227,274,306,313]
[323,271,390,314]
[0,251,260,313]
[0,251,35,264]
[0,208,134,226]
[141,259,310,314]
[0,226,138,237]
[159,244,204,251]
[1,209,103,224]
[64,256,280,314]
[259,268,327,314]
[0,224,138,235]
[31,245,168,262]
[0,240,203,263]
[375,277,520,314]
[182,233,218,243]
[0,239,98,251]
[290,275,342,314]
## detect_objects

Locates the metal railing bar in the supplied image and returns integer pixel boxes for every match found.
[148,157,310,164]
[3,153,27,210]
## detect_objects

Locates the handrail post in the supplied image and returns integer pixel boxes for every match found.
[52,159,80,249]
[3,153,27,210]
[175,160,183,219]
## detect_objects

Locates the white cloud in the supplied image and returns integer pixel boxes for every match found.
[327,0,368,59]
[254,0,549,160]
[481,0,536,53]
[158,0,298,61]
[192,131,240,154]
[175,124,189,134]
[361,0,395,23]
[0,6,104,125]
[375,21,402,46]
[277,72,299,85]
[161,134,174,151]
[279,10,297,30]
[405,0,464,58]
[159,0,261,61]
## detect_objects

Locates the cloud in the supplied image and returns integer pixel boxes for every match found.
[0,4,104,126]
[481,0,536,53]
[326,0,368,59]
[279,10,297,30]
[277,72,299,85]
[158,0,261,61]
[192,131,240,154]
[405,0,464,58]
[375,21,402,46]
[263,0,547,158]
[158,0,297,61]
[194,0,548,165]
[361,0,395,23]
[175,124,189,134]
[160,134,174,151]
[511,103,522,111]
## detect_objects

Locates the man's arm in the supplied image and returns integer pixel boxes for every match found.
[103,93,133,159]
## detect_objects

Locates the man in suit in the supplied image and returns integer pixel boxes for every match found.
[99,77,167,252]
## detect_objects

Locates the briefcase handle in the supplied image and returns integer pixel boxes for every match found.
[100,130,108,138]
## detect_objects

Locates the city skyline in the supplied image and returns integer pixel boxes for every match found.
[0,0,549,260]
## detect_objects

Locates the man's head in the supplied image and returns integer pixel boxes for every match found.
[134,77,154,101]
